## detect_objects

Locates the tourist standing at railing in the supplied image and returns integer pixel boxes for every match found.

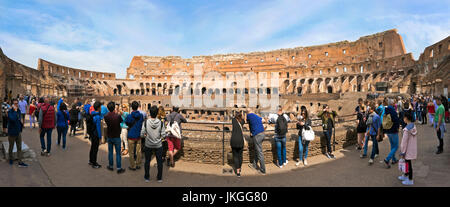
[82,100,91,139]
[382,99,400,168]
[355,98,367,151]
[274,106,288,168]
[2,97,10,136]
[231,112,245,177]
[318,105,337,159]
[141,105,166,182]
[7,98,28,167]
[398,112,417,185]
[69,104,79,136]
[38,96,57,157]
[296,106,312,166]
[104,101,126,174]
[56,103,69,150]
[246,107,266,174]
[125,101,144,170]
[434,96,446,154]
[18,95,27,126]
[120,104,129,156]
[361,102,381,165]
[166,106,187,168]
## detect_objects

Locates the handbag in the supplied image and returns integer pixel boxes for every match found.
[302,126,315,141]
[398,158,407,174]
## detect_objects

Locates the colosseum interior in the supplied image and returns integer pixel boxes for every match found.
[1,29,449,164]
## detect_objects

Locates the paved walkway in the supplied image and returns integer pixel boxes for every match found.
[1,118,449,187]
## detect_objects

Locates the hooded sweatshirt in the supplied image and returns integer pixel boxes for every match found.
[141,118,166,148]
[401,123,417,160]
[125,110,143,139]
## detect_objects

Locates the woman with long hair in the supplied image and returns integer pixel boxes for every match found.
[230,111,246,177]
[297,107,312,166]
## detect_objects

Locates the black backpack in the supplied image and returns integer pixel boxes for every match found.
[275,114,288,135]
[86,113,99,138]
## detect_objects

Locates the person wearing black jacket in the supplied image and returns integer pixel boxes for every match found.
[69,104,80,136]
[296,108,312,166]
[230,112,245,177]
[274,106,288,168]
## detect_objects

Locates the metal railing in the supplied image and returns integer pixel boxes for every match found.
[180,114,357,166]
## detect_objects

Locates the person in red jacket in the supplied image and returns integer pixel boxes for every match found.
[29,99,37,129]
[38,96,57,156]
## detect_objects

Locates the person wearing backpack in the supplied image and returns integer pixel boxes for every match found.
[361,102,381,165]
[141,105,166,182]
[69,104,79,136]
[38,96,57,157]
[165,106,187,168]
[104,101,126,174]
[88,101,102,169]
[125,101,144,171]
[318,105,338,159]
[382,99,400,168]
[56,103,70,150]
[274,106,288,168]
[296,107,312,166]
[398,112,417,185]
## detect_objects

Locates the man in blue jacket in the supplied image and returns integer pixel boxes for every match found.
[382,99,401,168]
[83,100,91,139]
[7,99,28,167]
[89,101,102,169]
[246,107,266,174]
[125,101,144,170]
[362,102,381,165]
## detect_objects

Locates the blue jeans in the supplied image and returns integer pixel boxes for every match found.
[274,136,286,166]
[57,126,68,148]
[385,133,398,162]
[108,138,122,169]
[298,135,310,161]
[324,129,333,153]
[40,128,53,153]
[363,134,378,159]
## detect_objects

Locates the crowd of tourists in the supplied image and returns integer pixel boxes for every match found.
[354,94,448,185]
[1,92,448,185]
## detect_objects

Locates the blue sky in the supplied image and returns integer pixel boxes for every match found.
[1,0,449,78]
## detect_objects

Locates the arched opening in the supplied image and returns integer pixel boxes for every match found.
[136,89,140,95]
[152,88,156,95]
[297,87,302,95]
[266,88,271,94]
[244,88,249,94]
[202,87,207,95]
[130,89,134,95]
[114,89,117,95]
[141,89,145,95]
[327,86,333,93]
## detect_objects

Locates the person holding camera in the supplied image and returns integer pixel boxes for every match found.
[317,105,338,159]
